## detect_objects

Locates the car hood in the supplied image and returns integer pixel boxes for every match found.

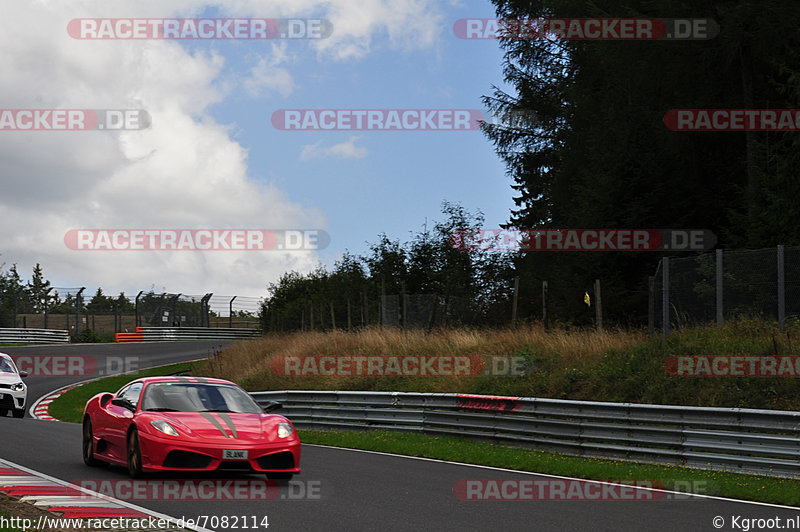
[0,372,23,386]
[145,412,289,442]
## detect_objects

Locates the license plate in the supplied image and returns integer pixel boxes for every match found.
[223,450,248,460]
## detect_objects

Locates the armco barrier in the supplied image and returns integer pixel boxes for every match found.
[115,326,260,342]
[0,328,69,344]
[251,390,800,479]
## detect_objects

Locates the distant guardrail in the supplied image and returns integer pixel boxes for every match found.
[115,327,260,342]
[251,390,800,479]
[0,328,70,344]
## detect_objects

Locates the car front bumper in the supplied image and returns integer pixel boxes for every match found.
[0,388,26,411]
[138,431,301,474]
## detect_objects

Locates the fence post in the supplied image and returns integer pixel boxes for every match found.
[76,287,85,336]
[648,276,654,337]
[778,245,785,330]
[542,280,548,331]
[330,301,336,330]
[401,281,407,329]
[362,287,368,326]
[594,279,603,332]
[201,293,212,327]
[44,287,52,329]
[171,294,181,327]
[661,258,670,337]
[380,277,385,327]
[512,276,519,327]
[716,249,723,325]
[135,291,143,327]
[229,296,237,328]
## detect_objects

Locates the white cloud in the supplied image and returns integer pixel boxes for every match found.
[0,0,440,296]
[243,43,295,98]
[299,136,368,160]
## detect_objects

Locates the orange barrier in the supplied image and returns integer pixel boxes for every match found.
[114,330,143,342]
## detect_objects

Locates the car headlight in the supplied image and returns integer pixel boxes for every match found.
[11,383,24,392]
[277,422,293,438]
[150,419,179,437]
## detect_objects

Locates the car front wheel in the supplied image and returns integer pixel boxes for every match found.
[12,409,24,418]
[127,428,143,478]
[83,418,101,466]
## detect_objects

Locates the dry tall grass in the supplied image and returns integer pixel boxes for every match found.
[194,325,645,394]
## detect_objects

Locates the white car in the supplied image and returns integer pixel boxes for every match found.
[0,353,28,418]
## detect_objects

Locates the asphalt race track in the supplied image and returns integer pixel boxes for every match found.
[1,343,799,531]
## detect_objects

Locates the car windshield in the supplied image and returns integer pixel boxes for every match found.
[140,382,262,414]
[0,358,15,374]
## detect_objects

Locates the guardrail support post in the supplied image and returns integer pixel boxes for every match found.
[229,296,237,328]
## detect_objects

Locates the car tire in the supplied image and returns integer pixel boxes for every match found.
[83,418,101,466]
[266,472,293,481]
[127,428,143,478]
[12,409,24,419]
[0,409,7,417]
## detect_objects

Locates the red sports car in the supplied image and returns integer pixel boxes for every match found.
[82,376,300,479]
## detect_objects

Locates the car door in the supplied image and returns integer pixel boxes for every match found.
[104,382,143,461]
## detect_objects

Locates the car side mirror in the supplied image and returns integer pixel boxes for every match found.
[19,371,28,378]
[100,393,113,407]
[111,398,134,411]
[262,401,282,413]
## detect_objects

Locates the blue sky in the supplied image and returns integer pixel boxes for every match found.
[0,0,515,301]
[199,1,513,264]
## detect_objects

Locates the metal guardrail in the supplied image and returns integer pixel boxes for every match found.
[115,327,260,342]
[0,328,70,344]
[251,390,800,479]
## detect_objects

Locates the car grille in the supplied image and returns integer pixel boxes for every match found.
[256,452,294,470]
[217,461,253,471]
[162,451,214,469]
[0,384,11,389]
[0,395,15,408]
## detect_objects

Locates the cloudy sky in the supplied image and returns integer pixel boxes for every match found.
[0,0,512,305]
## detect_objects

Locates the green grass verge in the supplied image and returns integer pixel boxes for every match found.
[47,361,197,424]
[299,430,800,506]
